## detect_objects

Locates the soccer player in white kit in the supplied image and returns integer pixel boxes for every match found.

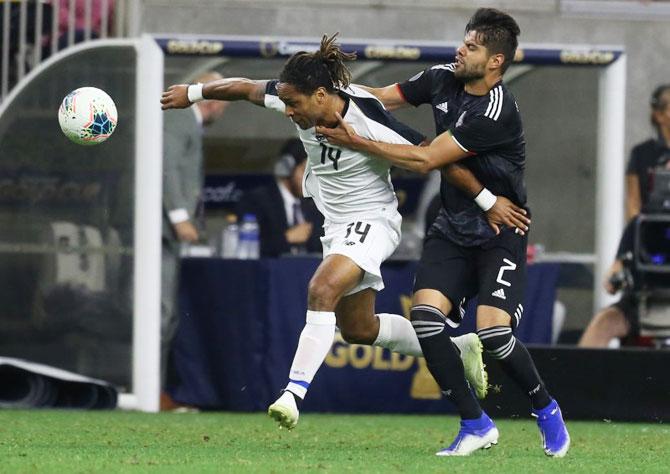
[161,34,514,430]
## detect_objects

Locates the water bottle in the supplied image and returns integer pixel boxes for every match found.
[220,214,239,258]
[237,213,260,259]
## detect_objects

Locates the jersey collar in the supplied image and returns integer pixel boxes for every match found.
[337,90,351,119]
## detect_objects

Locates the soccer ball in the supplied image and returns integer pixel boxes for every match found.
[58,87,117,145]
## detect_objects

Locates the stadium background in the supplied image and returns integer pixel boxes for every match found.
[1,1,670,469]
[146,0,670,338]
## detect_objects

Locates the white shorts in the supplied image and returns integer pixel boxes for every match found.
[321,209,402,296]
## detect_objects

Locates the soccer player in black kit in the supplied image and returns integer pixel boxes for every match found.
[317,8,570,458]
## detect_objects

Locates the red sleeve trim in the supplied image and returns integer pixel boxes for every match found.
[395,83,408,104]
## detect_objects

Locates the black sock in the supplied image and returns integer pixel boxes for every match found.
[478,326,552,410]
[412,305,482,419]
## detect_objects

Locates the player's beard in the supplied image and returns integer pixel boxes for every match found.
[454,62,486,83]
[292,117,312,129]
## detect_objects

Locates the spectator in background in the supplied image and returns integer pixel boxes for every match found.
[161,71,227,410]
[57,0,116,48]
[578,220,637,348]
[625,84,670,220]
[236,138,323,257]
[580,85,670,348]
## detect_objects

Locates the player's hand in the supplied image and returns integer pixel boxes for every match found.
[486,196,530,235]
[161,84,191,110]
[315,112,363,150]
[173,220,199,242]
[285,222,313,244]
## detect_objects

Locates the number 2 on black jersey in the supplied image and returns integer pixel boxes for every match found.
[320,143,341,170]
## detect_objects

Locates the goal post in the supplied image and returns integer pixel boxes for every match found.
[0,35,163,412]
[126,34,164,412]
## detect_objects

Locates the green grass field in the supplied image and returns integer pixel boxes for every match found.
[0,410,668,473]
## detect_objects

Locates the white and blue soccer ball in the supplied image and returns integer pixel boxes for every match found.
[58,86,117,145]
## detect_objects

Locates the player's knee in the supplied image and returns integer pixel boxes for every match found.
[410,305,447,338]
[477,325,515,360]
[307,275,342,310]
[340,324,376,345]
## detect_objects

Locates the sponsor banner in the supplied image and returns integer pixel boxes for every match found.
[155,36,622,66]
[202,174,274,211]
[0,169,117,208]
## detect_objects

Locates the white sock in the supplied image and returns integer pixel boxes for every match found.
[373,313,423,357]
[285,310,336,399]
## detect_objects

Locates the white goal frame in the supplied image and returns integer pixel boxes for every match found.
[0,35,163,412]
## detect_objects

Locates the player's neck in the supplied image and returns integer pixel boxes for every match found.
[464,74,502,96]
[322,94,346,128]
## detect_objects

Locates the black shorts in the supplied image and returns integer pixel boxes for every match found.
[413,227,527,329]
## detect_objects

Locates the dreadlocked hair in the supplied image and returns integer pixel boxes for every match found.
[279,33,357,95]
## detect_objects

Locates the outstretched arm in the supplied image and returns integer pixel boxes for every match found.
[317,114,530,234]
[316,112,466,174]
[161,78,268,109]
[355,84,409,111]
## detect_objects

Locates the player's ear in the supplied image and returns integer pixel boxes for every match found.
[315,87,328,103]
[489,53,505,72]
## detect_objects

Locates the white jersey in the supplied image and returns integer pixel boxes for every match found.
[264,81,424,223]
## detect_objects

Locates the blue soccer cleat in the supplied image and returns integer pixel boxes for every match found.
[436,412,499,456]
[532,399,570,457]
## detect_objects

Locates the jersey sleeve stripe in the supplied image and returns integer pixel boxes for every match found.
[492,86,504,121]
[490,87,500,119]
[395,83,408,104]
[430,63,456,71]
[484,86,504,121]
[484,89,496,117]
[349,94,425,145]
[450,132,469,153]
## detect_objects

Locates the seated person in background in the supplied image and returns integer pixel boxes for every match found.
[581,85,670,348]
[625,84,670,221]
[579,220,637,348]
[236,138,323,257]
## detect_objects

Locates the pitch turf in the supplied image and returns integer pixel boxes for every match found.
[0,410,668,473]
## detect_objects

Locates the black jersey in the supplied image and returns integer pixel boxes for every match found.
[399,63,527,246]
[626,138,670,210]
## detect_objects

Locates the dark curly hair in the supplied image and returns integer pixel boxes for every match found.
[279,33,357,95]
[465,8,520,74]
